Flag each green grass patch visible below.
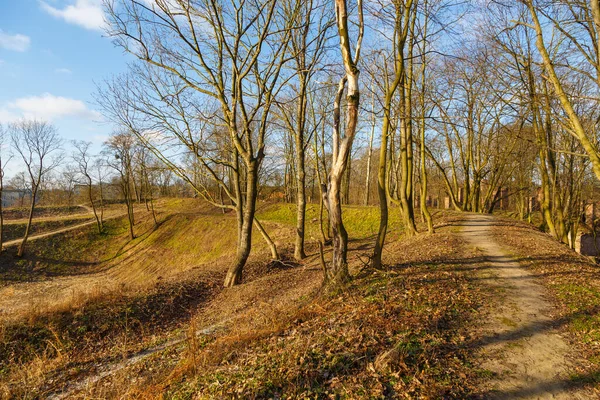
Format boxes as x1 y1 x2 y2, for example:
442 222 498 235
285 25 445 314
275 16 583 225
257 203 404 240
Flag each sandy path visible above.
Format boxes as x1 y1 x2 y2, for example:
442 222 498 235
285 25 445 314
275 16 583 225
3 213 91 225
461 214 590 399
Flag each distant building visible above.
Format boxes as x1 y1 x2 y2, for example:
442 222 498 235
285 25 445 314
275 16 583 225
1 189 31 207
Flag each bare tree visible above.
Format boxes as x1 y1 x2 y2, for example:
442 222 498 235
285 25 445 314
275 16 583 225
136 146 159 226
0 124 11 253
102 0 297 286
93 157 108 226
58 166 78 206
278 0 333 260
371 0 418 269
8 172 30 208
320 0 364 284
104 132 136 240
521 0 600 181
72 140 103 233
10 119 62 257
417 0 434 234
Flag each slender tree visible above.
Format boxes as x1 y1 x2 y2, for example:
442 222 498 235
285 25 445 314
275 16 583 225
522 0 600 181
103 0 297 286
372 0 417 269
320 0 364 284
104 132 136 240
0 124 10 253
72 140 103 233
278 0 333 260
10 119 62 257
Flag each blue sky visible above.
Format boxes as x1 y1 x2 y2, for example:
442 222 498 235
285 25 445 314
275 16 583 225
0 0 130 174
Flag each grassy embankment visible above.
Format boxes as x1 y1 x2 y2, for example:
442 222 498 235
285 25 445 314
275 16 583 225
0 201 493 398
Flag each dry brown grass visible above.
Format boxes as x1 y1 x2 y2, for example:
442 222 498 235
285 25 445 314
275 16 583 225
0 199 302 398
1 203 500 399
65 220 489 399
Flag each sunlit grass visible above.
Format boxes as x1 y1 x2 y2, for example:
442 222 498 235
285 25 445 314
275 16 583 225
256 202 404 240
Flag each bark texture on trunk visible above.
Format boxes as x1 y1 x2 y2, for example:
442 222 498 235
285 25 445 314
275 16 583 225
254 217 280 261
224 216 252 287
323 181 349 284
87 175 103 234
224 160 259 287
295 134 307 260
373 99 393 269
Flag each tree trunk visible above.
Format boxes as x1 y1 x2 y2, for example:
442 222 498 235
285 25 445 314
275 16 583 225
401 11 418 235
325 0 362 285
224 159 259 287
126 196 135 240
295 127 307 260
419 116 434 234
373 96 394 269
313 128 329 244
87 176 103 234
399 100 417 235
364 96 375 206
122 172 135 240
254 217 279 260
323 76 355 285
98 173 105 228
224 215 252 287
323 180 349 283
147 173 158 227
18 183 38 257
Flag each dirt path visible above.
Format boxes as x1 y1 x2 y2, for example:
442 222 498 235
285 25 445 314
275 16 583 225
461 214 590 399
3 213 91 225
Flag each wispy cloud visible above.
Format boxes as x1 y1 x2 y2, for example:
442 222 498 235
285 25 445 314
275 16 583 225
0 109 19 124
55 68 72 74
0 30 31 52
0 93 101 123
92 134 109 143
40 0 106 31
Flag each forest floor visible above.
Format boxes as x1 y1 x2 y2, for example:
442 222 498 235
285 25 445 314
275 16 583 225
1 201 599 398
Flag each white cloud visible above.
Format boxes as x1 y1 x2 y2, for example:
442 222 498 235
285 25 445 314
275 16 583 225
92 133 109 143
55 68 72 74
0 109 19 124
40 0 106 31
0 93 101 123
0 30 31 52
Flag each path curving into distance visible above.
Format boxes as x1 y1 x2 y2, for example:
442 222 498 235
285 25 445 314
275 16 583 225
461 213 591 399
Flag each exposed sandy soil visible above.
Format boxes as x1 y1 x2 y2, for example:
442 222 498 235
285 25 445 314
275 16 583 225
462 213 592 399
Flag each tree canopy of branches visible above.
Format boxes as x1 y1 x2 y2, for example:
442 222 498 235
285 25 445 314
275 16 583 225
9 119 62 257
